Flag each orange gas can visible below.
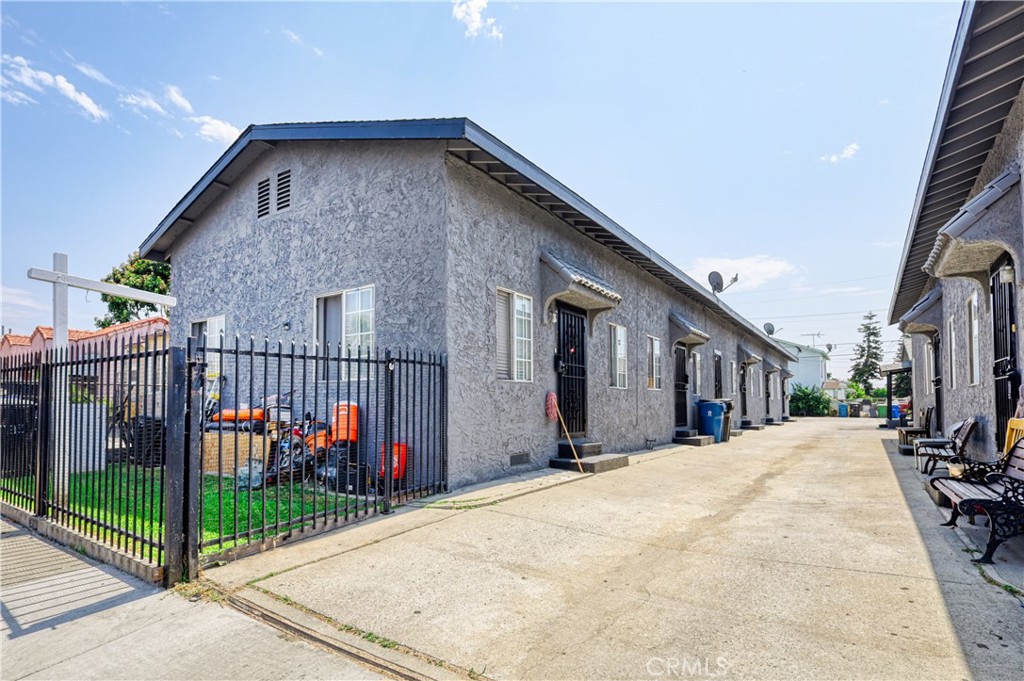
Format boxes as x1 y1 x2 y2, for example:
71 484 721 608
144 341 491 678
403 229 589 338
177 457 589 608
379 443 408 480
331 402 358 443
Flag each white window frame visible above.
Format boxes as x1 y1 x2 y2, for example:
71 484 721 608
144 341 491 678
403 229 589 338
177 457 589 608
692 350 701 395
191 315 225 378
315 282 376 358
647 336 662 390
947 315 957 391
497 288 533 382
609 324 627 389
730 360 738 395
967 294 981 385
924 340 934 394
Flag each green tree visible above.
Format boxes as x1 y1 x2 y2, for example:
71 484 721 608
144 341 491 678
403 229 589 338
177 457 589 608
849 311 884 393
845 380 867 401
95 252 171 328
789 384 831 416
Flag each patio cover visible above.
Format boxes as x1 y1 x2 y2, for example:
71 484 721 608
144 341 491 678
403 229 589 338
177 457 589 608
669 313 710 346
738 345 762 367
540 250 621 329
897 287 943 336
923 166 1022 291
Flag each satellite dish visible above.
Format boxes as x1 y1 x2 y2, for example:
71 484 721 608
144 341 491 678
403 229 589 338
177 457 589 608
826 343 834 352
708 271 725 293
763 322 775 336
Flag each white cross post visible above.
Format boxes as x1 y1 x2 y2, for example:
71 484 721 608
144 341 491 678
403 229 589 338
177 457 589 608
27 252 177 500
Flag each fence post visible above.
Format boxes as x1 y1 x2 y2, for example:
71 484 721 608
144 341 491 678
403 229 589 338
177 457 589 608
382 350 394 514
33 354 51 517
440 356 449 493
164 345 201 584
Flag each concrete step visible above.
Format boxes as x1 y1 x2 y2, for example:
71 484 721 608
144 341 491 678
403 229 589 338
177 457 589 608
741 423 766 431
549 453 628 474
672 435 715 446
729 429 744 437
557 440 602 458
674 428 698 439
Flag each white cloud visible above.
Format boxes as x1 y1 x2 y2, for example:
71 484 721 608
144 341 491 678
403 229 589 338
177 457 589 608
1 285 49 330
819 142 860 164
452 0 503 40
165 84 193 113
53 74 108 121
119 90 167 117
878 97 890 106
689 255 797 293
282 28 324 58
188 115 240 145
1 87 35 105
72 61 114 87
2 55 107 121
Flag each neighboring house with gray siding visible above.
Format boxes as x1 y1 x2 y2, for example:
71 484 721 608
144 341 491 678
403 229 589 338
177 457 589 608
140 118 795 488
890 1 1024 461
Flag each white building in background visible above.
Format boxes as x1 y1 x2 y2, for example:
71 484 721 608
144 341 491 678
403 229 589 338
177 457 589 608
773 339 829 394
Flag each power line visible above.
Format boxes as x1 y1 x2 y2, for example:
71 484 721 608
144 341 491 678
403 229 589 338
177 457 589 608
747 309 885 321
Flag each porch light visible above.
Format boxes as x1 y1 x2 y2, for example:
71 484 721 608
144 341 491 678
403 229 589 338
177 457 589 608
999 264 1015 284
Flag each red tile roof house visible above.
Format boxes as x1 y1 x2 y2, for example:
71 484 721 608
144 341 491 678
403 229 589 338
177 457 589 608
1 317 170 359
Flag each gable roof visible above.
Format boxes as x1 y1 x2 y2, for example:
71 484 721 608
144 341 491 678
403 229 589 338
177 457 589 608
1 334 31 347
773 338 830 359
27 317 169 345
140 118 796 362
889 1 1024 324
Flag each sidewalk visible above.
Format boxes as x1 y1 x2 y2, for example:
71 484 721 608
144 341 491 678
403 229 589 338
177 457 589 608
203 418 1024 680
0 518 382 680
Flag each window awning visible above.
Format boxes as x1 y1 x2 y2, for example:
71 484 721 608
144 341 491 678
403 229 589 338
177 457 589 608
669 313 709 346
764 360 780 374
923 167 1022 288
540 250 621 329
738 345 762 367
898 286 943 336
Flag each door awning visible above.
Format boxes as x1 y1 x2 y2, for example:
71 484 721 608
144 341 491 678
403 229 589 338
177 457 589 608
669 313 710 346
923 167 1022 289
781 368 794 380
540 250 621 330
764 360 780 374
738 345 762 367
898 286 943 336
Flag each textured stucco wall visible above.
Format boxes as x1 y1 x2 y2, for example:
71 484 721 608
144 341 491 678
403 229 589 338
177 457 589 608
442 156 784 487
168 139 449 352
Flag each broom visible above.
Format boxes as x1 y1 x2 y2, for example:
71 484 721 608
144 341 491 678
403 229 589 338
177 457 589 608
547 392 584 474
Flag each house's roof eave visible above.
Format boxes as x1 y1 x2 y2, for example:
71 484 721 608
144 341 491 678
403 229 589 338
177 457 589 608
140 117 796 361
889 0 1024 324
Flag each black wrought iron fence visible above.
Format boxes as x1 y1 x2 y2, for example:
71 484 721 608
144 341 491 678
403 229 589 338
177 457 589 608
0 331 447 584
0 334 171 565
190 336 448 563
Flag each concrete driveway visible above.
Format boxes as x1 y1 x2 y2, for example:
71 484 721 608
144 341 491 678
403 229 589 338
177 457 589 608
207 418 1024 680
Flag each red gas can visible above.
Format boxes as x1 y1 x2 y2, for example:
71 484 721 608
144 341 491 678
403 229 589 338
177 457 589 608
379 443 408 480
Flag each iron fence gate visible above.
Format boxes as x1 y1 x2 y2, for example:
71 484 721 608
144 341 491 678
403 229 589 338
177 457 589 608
0 332 448 584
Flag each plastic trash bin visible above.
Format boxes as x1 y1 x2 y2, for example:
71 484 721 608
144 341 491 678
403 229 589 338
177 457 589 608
839 403 849 418
698 400 726 443
720 399 734 442
891 404 901 419
850 403 861 418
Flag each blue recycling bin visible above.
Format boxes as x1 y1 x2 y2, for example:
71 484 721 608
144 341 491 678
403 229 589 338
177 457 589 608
698 400 726 443
890 404 901 419
839 403 849 418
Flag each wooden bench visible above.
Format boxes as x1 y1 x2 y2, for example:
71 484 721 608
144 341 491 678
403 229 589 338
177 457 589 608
915 417 977 475
930 437 1024 564
897 406 933 455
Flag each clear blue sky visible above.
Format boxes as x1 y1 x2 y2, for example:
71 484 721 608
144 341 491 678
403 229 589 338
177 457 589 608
1 1 963 378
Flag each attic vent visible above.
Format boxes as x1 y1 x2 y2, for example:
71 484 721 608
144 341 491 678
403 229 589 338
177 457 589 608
257 178 270 218
276 170 291 211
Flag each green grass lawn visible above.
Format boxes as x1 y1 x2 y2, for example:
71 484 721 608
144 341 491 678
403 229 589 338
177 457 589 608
2 466 378 561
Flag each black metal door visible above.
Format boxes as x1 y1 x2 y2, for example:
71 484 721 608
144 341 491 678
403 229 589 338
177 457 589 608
556 304 587 437
739 366 748 416
765 373 771 416
932 336 943 432
713 354 723 399
674 345 689 427
992 256 1019 450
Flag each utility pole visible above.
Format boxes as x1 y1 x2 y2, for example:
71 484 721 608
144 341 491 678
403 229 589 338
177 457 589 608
800 332 823 348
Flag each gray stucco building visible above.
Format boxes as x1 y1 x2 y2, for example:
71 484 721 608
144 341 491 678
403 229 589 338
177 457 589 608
141 118 795 488
890 1 1024 462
